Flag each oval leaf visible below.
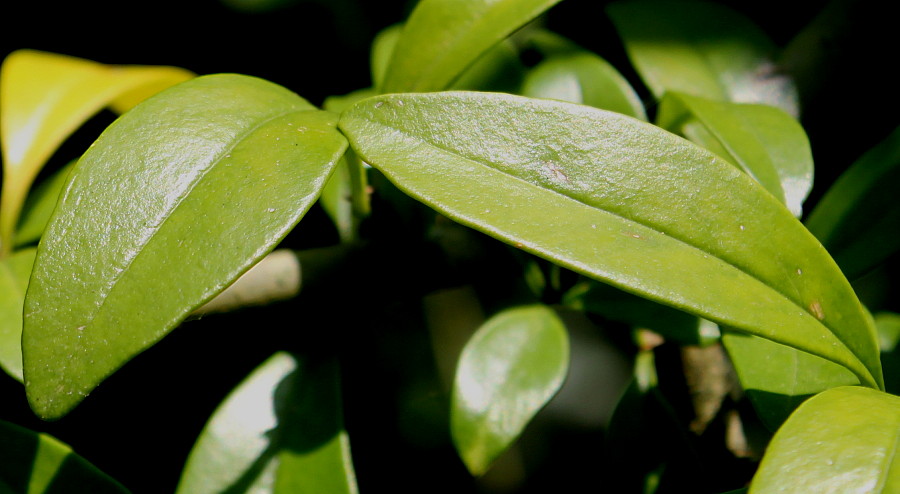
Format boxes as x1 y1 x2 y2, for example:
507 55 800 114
0 49 194 254
380 0 562 92
805 125 900 280
23 74 348 419
451 304 569 475
0 418 129 493
176 353 358 494
750 386 900 493
658 92 813 217
522 52 647 120
0 248 36 381
606 0 798 116
339 91 881 389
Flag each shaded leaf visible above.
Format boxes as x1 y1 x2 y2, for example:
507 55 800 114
370 23 403 90
176 353 357 494
750 386 900 493
805 126 900 280
450 305 569 475
339 91 882 389
0 49 193 254
0 248 36 381
658 92 812 217
15 161 75 248
522 52 647 120
23 74 348 419
380 0 562 92
0 419 129 493
876 312 900 353
606 0 798 115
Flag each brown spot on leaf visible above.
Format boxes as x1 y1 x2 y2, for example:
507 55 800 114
809 300 825 320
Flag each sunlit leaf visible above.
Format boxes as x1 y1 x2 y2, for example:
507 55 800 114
380 0 563 92
450 305 569 475
23 74 348 419
0 248 36 381
658 92 812 217
607 0 798 116
176 352 357 494
750 386 900 493
0 418 129 493
0 49 193 255
339 91 882 389
805 126 900 280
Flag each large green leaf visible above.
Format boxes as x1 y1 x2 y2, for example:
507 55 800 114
338 91 881 389
0 248 36 381
380 0 562 92
750 386 900 493
657 92 812 217
23 74 348 419
0 419 129 493
606 0 798 116
450 304 569 475
521 51 647 120
176 352 357 494
805 126 900 280
0 49 193 256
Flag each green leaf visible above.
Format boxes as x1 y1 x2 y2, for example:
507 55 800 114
15 161 75 248
606 0 798 116
805 126 900 280
380 0 563 92
450 304 569 475
750 386 900 493
339 91 881 389
0 419 129 493
23 74 348 420
522 52 647 120
176 353 357 494
370 23 403 90
657 92 812 217
876 312 900 353
0 248 36 381
0 49 193 256
722 331 858 431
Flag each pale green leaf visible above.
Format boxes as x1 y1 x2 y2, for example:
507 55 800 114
15 161 75 248
380 0 563 92
0 248 36 381
339 91 881 389
23 74 348 419
370 23 403 90
451 305 569 475
0 49 193 255
750 386 900 493
607 0 798 115
0 419 129 493
176 353 357 494
658 92 813 217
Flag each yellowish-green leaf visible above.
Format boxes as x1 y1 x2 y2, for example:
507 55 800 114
0 248 36 381
14 161 75 248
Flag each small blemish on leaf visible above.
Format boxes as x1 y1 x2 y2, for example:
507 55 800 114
809 300 825 320
374 101 384 108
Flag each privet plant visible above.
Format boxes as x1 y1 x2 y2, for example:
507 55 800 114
1 0 898 492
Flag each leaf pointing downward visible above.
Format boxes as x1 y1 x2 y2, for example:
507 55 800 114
23 74 348 419
339 91 882 389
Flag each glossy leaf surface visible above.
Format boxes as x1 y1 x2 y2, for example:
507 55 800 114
0 419 129 493
176 353 357 494
15 161 75 248
23 74 348 419
0 49 193 255
750 386 900 493
339 91 881 388
722 331 858 431
380 0 562 92
450 305 569 475
522 52 646 120
658 92 812 217
805 126 900 280
607 0 798 116
0 248 36 381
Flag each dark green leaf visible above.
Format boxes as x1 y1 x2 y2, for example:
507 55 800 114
805 126 900 280
380 0 563 92
339 91 881 389
23 74 348 419
0 419 129 493
750 386 900 493
0 248 36 381
607 0 798 115
176 353 357 494
450 305 569 475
